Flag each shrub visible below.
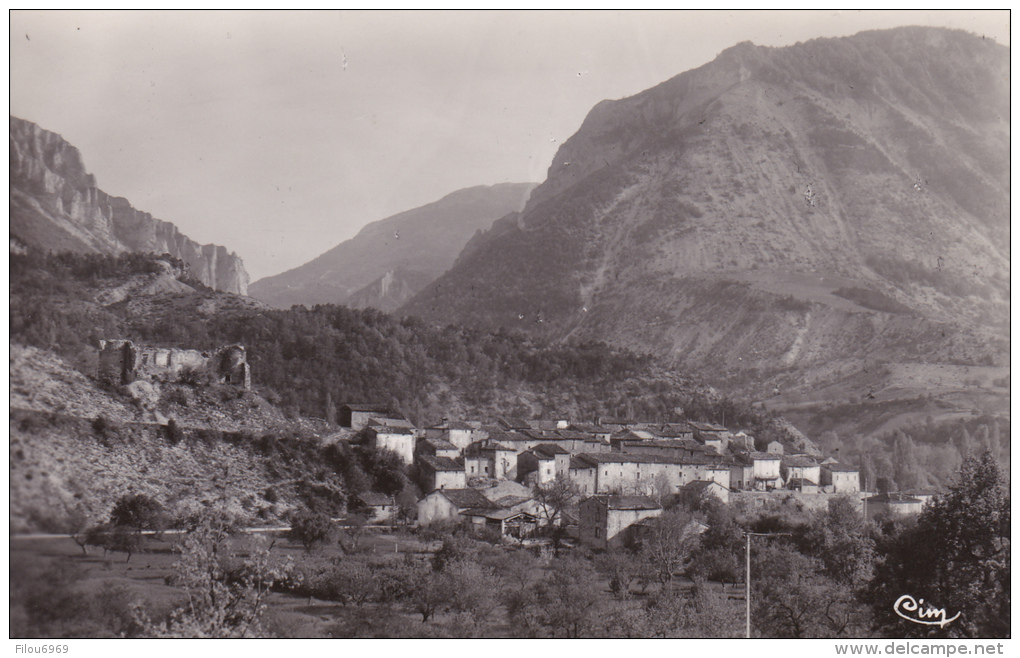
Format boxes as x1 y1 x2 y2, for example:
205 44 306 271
288 509 337 553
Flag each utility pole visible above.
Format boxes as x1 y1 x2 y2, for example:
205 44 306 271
744 531 791 638
745 532 751 638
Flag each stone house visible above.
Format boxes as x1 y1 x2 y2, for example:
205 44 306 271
728 460 754 490
463 440 516 480
650 422 696 441
366 421 416 465
748 452 783 490
681 480 730 506
782 455 821 488
533 444 571 478
417 488 498 526
903 489 937 507
517 448 557 486
767 440 785 455
864 492 923 522
352 492 395 524
567 453 729 496
417 435 460 459
569 423 614 443
821 463 861 493
786 478 819 494
341 404 401 431
417 455 466 492
729 430 755 451
421 420 478 451
621 438 715 461
690 421 731 453
578 495 662 549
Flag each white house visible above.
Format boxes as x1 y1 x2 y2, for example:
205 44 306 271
821 463 860 493
366 421 416 465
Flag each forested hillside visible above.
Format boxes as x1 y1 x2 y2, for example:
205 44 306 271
10 250 796 446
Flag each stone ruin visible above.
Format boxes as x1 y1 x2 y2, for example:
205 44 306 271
98 339 250 389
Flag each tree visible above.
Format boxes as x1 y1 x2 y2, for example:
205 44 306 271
440 561 502 627
86 524 142 562
803 495 874 588
531 475 578 527
141 512 295 637
336 514 368 554
595 550 637 599
288 509 337 553
868 452 1009 638
533 557 607 638
320 560 376 607
640 508 702 586
110 493 168 534
689 500 744 584
395 487 419 526
752 543 870 638
66 506 96 556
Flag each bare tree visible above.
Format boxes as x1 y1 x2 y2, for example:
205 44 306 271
532 475 579 527
641 508 702 586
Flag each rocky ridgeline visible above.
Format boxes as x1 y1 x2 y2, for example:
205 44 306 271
9 115 249 294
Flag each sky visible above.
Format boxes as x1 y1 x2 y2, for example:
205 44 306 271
9 10 1010 282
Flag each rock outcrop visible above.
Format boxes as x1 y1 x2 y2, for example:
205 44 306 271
9 115 250 294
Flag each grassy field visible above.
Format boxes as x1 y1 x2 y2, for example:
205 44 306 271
10 530 747 638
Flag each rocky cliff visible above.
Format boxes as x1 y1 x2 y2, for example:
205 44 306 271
9 116 250 294
249 182 536 309
402 28 1009 394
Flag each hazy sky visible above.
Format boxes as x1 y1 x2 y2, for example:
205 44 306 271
10 10 1010 281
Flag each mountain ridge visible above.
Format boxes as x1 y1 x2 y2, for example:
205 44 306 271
249 182 536 309
9 115 250 295
401 27 1009 396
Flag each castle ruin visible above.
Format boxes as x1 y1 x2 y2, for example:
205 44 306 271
98 340 250 389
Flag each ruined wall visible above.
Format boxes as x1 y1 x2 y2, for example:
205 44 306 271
98 340 250 389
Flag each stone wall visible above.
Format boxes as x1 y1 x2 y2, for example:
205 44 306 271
98 339 250 389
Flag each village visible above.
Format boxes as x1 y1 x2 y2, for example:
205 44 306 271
338 403 935 549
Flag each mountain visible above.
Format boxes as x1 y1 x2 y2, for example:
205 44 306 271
248 182 536 309
401 27 1009 397
9 115 250 294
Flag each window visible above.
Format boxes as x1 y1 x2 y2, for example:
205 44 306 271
595 528 601 538
470 466 474 474
484 466 489 474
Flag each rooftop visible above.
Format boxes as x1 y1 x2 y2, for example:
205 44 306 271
823 462 859 472
436 488 499 509
532 443 570 456
866 492 923 504
584 494 661 511
682 480 726 493
355 492 392 507
782 456 820 468
343 403 394 412
422 437 458 451
418 455 464 472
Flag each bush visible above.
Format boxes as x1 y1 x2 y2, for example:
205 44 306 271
164 419 184 446
110 493 168 533
288 509 337 553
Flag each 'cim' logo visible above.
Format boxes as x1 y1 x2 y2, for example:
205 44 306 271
893 595 961 628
